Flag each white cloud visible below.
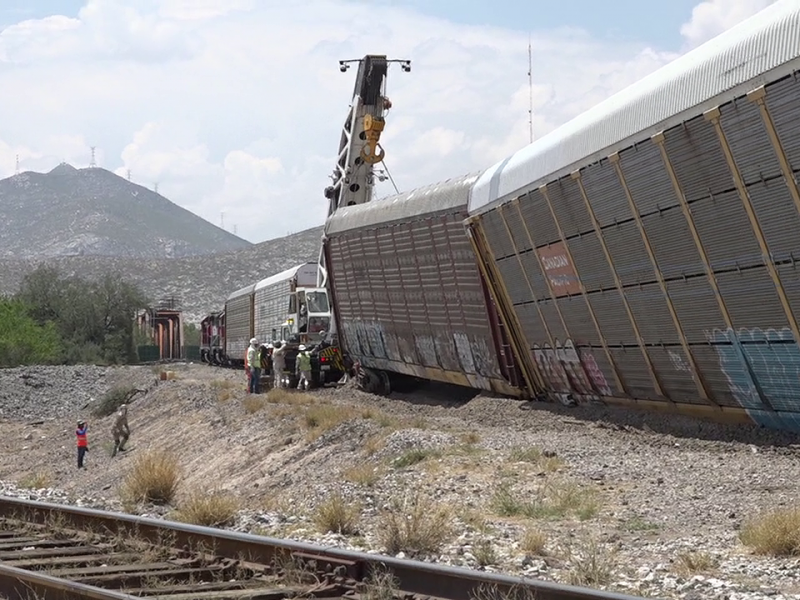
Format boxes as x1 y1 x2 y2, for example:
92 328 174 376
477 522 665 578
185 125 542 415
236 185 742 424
0 0 766 243
679 0 778 48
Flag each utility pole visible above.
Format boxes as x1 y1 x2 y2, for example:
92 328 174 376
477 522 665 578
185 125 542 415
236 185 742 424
528 34 534 144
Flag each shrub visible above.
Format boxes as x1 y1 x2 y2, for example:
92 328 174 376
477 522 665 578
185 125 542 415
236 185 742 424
740 506 800 556
121 450 181 505
93 385 138 417
378 493 451 556
313 491 360 535
173 490 239 527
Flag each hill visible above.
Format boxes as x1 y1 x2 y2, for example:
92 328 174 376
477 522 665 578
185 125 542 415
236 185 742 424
0 226 324 323
0 163 252 259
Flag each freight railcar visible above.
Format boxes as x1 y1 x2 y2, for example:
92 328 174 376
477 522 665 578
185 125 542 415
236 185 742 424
465 0 800 431
224 282 256 365
322 173 526 396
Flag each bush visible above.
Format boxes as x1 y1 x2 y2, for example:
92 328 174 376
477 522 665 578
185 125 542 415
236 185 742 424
740 506 800 556
0 298 62 366
93 385 138 417
313 491 360 535
173 490 239 527
121 450 181 505
378 493 451 556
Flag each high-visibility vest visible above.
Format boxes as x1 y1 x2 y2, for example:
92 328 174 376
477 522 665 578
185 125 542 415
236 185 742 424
76 428 88 447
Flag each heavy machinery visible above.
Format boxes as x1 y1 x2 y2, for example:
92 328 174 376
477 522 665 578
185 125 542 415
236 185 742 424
317 55 411 392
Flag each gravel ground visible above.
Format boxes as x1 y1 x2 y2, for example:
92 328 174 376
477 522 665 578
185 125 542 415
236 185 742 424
1 363 800 600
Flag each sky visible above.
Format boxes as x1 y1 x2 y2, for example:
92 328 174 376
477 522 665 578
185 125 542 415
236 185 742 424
0 0 779 244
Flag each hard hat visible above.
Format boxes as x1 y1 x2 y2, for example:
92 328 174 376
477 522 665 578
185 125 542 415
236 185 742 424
267 343 274 349
298 344 306 351
250 338 258 345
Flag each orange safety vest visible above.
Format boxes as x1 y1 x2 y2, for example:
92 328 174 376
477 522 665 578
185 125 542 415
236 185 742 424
76 428 88 447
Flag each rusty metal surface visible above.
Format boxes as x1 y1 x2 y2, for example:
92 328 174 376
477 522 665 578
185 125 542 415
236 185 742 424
0 496 652 600
471 66 800 432
326 174 517 392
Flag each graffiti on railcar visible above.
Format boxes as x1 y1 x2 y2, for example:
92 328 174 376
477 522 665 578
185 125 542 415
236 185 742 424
536 242 581 297
532 340 613 401
452 333 502 379
415 335 438 367
668 350 694 375
711 327 800 429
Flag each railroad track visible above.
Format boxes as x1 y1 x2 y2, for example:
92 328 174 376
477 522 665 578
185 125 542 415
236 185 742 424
0 496 655 600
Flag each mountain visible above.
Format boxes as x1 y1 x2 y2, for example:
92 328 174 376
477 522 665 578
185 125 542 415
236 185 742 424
0 163 252 259
0 226 324 323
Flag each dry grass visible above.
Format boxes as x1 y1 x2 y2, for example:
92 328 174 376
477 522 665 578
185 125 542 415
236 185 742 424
18 470 52 490
313 491 360 535
509 446 566 472
520 527 548 556
243 394 267 414
391 448 442 469
211 379 235 403
266 389 316 406
675 550 717 575
120 449 181 505
344 463 383 487
359 566 400 600
303 404 357 439
461 431 481 445
562 534 618 586
469 583 539 600
172 489 239 527
740 506 800 556
378 493 452 556
491 479 599 521
473 538 498 566
363 435 387 456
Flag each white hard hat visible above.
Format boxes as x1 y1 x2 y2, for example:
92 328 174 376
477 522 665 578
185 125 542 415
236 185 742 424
267 343 274 349
298 344 306 351
250 338 258 345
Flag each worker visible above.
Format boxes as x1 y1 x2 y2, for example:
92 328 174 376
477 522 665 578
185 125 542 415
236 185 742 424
111 404 130 457
296 344 312 391
247 338 261 394
272 341 288 388
76 420 88 469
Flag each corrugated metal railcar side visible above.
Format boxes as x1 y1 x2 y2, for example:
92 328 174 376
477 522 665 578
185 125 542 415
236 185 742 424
324 174 525 396
467 0 800 432
224 283 256 361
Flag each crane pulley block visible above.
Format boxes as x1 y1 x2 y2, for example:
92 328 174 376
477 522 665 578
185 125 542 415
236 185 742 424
360 114 386 164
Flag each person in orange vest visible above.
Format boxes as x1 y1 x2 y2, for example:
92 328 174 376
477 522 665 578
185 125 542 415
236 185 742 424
76 420 88 469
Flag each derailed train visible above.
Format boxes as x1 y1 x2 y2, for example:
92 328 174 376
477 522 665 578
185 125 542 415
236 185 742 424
206 1 800 433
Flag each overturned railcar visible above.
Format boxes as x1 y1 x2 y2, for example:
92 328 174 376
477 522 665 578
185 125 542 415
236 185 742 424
467 0 800 431
323 173 526 396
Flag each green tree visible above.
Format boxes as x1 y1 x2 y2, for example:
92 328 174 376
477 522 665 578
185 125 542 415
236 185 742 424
0 297 62 366
183 322 200 346
16 266 149 365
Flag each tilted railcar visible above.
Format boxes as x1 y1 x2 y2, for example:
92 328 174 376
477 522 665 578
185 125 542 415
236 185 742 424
466 0 800 432
322 173 525 396
224 282 256 366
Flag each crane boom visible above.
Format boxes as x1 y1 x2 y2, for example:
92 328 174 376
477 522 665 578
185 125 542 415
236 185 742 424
317 54 410 292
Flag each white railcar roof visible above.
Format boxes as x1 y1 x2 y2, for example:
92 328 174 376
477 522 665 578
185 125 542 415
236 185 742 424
325 172 480 235
225 282 256 302
469 0 800 214
253 262 317 292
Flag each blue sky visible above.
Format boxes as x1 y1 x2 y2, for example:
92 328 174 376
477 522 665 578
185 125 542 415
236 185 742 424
2 0 701 49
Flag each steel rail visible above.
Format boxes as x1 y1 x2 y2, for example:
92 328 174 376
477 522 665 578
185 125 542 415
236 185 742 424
0 561 139 599
0 496 657 600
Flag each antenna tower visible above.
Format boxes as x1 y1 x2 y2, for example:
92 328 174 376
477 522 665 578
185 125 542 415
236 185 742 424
14 155 19 175
220 211 225 229
154 182 159 194
89 146 97 168
126 169 131 181
528 35 534 144
233 224 237 235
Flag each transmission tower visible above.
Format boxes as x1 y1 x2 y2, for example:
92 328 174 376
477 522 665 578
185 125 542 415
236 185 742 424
89 146 97 168
126 169 131 181
233 224 238 235
14 155 19 175
154 182 159 194
220 211 225 229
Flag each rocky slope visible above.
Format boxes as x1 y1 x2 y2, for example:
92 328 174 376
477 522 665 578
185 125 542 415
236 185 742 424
1 363 800 600
0 226 324 323
0 164 251 259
